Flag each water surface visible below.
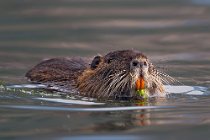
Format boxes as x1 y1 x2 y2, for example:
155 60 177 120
0 0 210 139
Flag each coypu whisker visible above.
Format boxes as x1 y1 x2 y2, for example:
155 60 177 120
106 71 130 98
107 73 124 97
153 73 171 85
150 67 179 86
156 70 182 85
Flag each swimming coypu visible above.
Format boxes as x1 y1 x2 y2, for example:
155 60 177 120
26 50 173 99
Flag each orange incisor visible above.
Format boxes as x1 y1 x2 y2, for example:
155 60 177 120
135 77 147 98
136 78 145 90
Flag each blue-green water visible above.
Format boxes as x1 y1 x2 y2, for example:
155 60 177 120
0 0 210 139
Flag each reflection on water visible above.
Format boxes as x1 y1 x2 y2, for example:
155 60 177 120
1 0 210 139
1 92 210 139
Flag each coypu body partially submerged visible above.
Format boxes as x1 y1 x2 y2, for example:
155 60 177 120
26 50 170 99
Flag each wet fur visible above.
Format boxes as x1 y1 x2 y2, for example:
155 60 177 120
26 57 88 89
26 50 172 99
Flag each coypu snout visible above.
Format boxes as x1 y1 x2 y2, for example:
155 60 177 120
130 57 150 98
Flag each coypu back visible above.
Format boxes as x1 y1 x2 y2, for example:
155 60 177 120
25 57 89 86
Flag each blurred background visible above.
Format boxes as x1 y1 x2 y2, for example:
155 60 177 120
1 1 210 139
0 0 210 85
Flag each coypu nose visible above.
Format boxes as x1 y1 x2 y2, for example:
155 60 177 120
131 60 147 68
132 60 143 68
139 62 144 68
131 60 147 78
140 73 143 77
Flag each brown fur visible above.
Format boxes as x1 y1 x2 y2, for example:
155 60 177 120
26 50 167 99
26 57 88 86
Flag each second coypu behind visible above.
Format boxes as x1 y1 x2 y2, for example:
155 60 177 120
26 50 174 100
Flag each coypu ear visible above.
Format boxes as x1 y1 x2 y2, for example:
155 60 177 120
90 55 102 69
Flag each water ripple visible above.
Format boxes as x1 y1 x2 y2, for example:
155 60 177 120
0 105 174 112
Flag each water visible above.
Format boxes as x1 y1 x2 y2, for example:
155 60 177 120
0 0 210 139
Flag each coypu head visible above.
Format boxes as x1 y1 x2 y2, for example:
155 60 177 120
77 50 166 100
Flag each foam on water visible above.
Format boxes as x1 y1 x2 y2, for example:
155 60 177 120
6 84 47 89
164 85 207 95
35 97 104 105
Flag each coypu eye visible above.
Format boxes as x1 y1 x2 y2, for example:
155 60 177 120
132 61 138 67
143 61 147 66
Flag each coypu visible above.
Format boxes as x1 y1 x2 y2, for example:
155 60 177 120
26 50 173 100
